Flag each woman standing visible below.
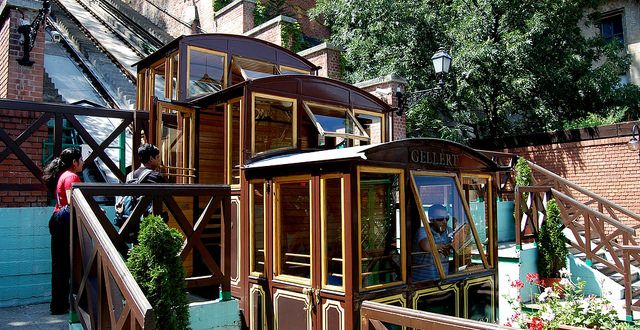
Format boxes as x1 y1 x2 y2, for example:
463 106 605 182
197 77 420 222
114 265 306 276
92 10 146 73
42 147 83 315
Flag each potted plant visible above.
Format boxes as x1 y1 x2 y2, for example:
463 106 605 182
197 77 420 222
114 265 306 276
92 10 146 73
537 199 568 283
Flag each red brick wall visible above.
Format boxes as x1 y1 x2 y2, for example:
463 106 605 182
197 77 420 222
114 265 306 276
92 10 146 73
247 18 282 45
0 7 47 207
299 44 341 79
280 0 330 41
215 0 256 34
503 135 640 226
355 76 407 141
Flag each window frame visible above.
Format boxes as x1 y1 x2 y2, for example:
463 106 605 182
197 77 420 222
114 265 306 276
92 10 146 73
357 166 406 291
273 175 313 285
302 101 370 141
156 101 196 183
408 171 489 280
250 180 266 277
320 174 346 291
225 98 242 188
353 109 385 145
279 65 311 75
186 45 228 98
599 10 625 44
251 92 298 156
461 173 494 268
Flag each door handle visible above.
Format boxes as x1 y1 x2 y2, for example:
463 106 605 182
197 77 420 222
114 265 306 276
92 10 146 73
302 287 313 311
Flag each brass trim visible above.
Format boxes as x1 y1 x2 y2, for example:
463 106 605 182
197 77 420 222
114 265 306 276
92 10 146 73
273 175 313 285
226 98 242 188
249 284 267 330
251 93 298 156
273 289 312 330
186 45 228 98
357 166 406 291
322 299 345 330
320 174 345 291
412 284 460 317
463 276 495 321
462 174 493 267
231 196 241 285
280 65 311 74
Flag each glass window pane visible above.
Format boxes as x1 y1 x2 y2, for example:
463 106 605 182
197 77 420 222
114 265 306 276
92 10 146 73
188 48 225 97
153 63 166 99
411 174 486 282
228 100 241 186
278 180 311 279
303 102 368 142
354 112 383 146
253 96 295 154
360 171 402 288
251 183 265 275
463 176 491 265
170 53 179 99
465 278 495 322
415 288 457 316
232 56 277 81
279 66 310 75
323 177 343 288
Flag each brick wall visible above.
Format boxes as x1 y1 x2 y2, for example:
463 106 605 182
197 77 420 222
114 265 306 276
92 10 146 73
214 0 255 34
494 123 640 228
282 0 330 41
245 15 289 45
298 42 341 79
354 74 408 141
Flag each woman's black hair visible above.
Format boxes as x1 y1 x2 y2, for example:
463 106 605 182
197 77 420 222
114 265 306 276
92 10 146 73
42 147 82 192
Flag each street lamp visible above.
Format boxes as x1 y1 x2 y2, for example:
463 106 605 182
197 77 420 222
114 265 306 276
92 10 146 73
396 47 452 115
628 124 639 153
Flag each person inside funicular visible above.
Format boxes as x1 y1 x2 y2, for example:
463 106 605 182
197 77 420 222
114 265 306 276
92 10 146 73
412 204 455 281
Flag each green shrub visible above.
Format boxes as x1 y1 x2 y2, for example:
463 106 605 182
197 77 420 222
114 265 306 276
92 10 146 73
127 215 190 330
537 199 568 278
213 0 233 12
515 157 533 188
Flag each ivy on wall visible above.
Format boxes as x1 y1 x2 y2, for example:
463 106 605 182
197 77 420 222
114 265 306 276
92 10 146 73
281 21 305 53
213 0 233 13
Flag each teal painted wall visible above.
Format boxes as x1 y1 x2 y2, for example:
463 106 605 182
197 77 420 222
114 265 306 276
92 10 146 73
189 299 241 329
497 201 515 243
0 207 52 307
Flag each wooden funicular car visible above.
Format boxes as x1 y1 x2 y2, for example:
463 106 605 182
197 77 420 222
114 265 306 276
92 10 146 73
134 34 502 329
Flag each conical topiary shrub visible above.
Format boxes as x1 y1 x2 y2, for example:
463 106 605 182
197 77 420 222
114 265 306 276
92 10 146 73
537 199 568 279
127 215 190 330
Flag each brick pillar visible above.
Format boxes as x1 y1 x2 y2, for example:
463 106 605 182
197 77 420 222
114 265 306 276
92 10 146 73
0 1 45 102
354 74 408 141
214 0 256 34
298 42 342 79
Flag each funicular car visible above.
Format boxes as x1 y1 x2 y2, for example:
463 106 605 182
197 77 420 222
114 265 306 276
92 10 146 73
134 34 502 329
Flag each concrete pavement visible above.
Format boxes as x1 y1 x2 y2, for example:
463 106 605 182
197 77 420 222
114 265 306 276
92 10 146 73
0 303 68 329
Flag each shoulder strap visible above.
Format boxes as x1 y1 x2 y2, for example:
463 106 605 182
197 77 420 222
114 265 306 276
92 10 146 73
135 168 154 184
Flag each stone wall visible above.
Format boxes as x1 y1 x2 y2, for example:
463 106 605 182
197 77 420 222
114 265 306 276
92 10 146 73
297 42 341 79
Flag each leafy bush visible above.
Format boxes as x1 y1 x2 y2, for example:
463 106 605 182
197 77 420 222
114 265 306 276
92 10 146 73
213 0 233 12
562 108 627 130
127 215 190 330
537 199 568 279
515 157 533 188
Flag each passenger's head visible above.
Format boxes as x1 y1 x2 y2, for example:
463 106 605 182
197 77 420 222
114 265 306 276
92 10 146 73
138 144 160 168
42 147 83 192
428 204 449 233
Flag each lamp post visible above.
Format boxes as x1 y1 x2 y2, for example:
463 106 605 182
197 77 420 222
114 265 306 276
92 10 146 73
628 124 639 159
396 47 452 115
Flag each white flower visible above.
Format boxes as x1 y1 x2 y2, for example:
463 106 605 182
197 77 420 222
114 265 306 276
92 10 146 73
538 291 548 302
559 268 571 278
541 310 555 321
559 278 571 287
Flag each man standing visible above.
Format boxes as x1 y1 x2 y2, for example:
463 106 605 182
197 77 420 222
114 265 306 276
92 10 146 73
412 204 454 282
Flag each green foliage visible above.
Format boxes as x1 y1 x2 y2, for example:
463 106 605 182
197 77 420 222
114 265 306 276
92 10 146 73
515 157 533 188
254 0 291 26
127 215 190 330
281 21 306 53
312 0 640 141
562 107 627 130
213 0 233 13
537 199 568 279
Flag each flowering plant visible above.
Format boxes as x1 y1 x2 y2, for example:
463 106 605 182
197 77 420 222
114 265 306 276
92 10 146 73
504 269 635 329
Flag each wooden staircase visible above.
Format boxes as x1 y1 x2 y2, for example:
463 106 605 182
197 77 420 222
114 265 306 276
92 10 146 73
514 159 640 319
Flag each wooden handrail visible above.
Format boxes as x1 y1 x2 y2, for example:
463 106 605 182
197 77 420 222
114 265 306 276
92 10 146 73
551 189 636 235
360 301 510 330
72 189 155 329
528 160 640 223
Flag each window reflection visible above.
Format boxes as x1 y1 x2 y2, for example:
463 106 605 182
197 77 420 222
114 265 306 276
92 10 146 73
354 111 383 146
253 95 295 155
170 53 179 100
463 176 491 265
188 47 225 97
360 170 403 289
152 62 166 99
276 180 311 280
410 173 487 282
302 102 369 148
232 56 277 82
323 177 343 289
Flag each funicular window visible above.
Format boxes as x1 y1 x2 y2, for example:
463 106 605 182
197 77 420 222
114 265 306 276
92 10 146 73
158 103 195 183
137 69 147 110
274 177 312 283
279 65 310 75
152 61 166 99
462 175 492 266
409 172 489 282
354 110 384 146
226 99 241 186
252 94 296 155
321 175 344 290
169 52 179 100
358 168 405 290
187 46 226 98
250 182 265 276
232 56 277 83
302 101 369 148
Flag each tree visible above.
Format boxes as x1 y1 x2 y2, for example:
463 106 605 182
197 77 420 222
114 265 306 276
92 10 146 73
312 0 640 140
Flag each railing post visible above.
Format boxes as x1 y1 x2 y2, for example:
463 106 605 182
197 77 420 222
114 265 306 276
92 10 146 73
623 236 633 321
584 213 592 266
515 186 521 249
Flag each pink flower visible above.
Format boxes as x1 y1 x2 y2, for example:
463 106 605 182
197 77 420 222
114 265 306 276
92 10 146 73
528 317 545 330
511 279 525 289
526 272 540 284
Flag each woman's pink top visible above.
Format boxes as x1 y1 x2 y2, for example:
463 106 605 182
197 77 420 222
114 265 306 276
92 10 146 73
54 170 81 212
